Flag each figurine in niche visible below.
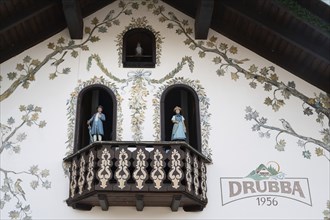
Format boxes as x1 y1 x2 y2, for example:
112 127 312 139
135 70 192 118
87 105 106 142
171 106 186 141
135 42 143 56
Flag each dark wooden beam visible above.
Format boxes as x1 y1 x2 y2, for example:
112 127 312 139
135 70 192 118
71 203 93 210
62 0 83 39
135 195 144 211
98 194 109 211
170 195 181 211
0 1 57 33
195 0 214 39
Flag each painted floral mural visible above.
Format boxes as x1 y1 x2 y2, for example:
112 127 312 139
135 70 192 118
0 105 50 219
0 0 328 218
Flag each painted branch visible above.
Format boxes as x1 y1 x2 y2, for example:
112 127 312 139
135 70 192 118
0 121 26 154
163 11 330 124
256 120 330 152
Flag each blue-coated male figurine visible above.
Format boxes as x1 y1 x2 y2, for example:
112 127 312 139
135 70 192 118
87 105 106 142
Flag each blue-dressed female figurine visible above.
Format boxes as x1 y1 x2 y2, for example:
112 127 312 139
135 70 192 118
87 105 106 142
171 106 186 141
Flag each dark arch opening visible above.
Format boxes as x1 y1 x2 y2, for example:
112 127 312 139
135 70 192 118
161 85 202 152
74 85 117 151
122 28 156 68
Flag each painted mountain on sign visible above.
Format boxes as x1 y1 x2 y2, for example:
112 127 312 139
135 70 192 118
246 164 279 180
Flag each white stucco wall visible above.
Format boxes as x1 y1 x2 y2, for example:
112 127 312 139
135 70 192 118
1 1 329 219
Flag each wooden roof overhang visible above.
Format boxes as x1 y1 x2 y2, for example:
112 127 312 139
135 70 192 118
1 0 329 92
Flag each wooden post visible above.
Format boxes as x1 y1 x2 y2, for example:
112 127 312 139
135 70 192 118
98 194 109 211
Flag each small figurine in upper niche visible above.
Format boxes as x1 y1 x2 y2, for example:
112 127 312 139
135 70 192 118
87 105 106 142
171 106 186 141
136 42 143 56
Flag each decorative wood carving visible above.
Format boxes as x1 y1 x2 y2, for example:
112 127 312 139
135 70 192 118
193 155 200 196
86 150 95 191
132 147 149 190
78 155 86 195
65 142 210 211
168 147 183 190
185 150 193 193
97 146 113 189
150 147 166 190
70 160 77 198
114 148 131 190
201 161 207 201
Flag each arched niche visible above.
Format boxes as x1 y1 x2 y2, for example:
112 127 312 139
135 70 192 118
122 28 156 68
160 85 202 152
74 85 117 151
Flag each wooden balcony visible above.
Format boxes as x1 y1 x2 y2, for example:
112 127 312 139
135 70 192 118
63 141 211 212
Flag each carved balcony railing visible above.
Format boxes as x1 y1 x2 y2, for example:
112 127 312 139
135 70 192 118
63 141 211 212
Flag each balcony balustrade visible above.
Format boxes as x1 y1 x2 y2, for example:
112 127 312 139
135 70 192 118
64 141 211 212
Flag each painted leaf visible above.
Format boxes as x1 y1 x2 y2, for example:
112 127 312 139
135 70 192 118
229 46 238 54
9 210 20 219
189 44 196 50
39 120 47 128
132 2 139 9
302 150 311 159
213 56 221 64
249 64 258 73
68 40 75 46
303 107 313 116
31 59 41 66
7 72 17 80
49 73 57 80
90 36 100 43
275 139 286 151
315 147 324 156
22 81 30 89
186 28 193 34
259 67 269 76
40 169 50 178
85 27 91 34
216 69 225 76
71 50 78 58
182 19 189 26
47 42 55 49
91 17 99 25
57 37 65 44
159 17 166 23
209 36 217 43
219 43 228 51
264 83 272 91
23 56 32 63
119 1 125 8
16 63 24 71
249 81 257 89
176 29 183 35
198 51 206 58
30 180 39 190
29 165 39 175
81 45 89 51
42 180 51 189
124 9 132 15
231 72 239 81
167 23 174 29
184 38 192 45
206 41 215 47
270 73 279 82
276 99 285 107
264 97 273 106
287 81 296 88
113 19 120 25
281 89 291 99
62 67 71 74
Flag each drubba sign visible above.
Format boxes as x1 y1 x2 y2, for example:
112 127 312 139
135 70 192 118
220 162 312 206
